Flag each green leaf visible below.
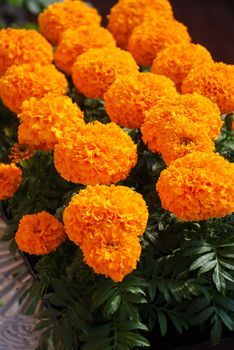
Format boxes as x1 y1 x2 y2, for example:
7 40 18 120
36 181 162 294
198 260 217 275
34 319 53 331
118 332 150 348
216 308 234 331
189 253 215 271
82 339 112 350
157 310 167 336
104 294 121 318
213 265 226 292
192 307 214 324
211 314 222 345
117 321 148 332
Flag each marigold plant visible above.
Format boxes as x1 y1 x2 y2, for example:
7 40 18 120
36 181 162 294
127 17 191 67
0 64 68 113
151 43 213 90
104 72 177 129
38 0 101 45
63 185 149 247
108 0 173 49
54 26 116 75
72 47 139 98
181 62 234 114
0 28 53 76
142 93 222 155
54 121 137 185
0 163 22 200
18 95 84 151
15 211 66 255
157 152 234 221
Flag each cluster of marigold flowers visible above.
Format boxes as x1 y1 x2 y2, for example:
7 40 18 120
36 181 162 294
0 0 234 282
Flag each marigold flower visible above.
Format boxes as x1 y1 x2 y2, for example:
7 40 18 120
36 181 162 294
54 121 137 185
0 163 22 200
151 120 214 165
9 143 34 164
181 62 234 114
151 43 213 91
127 18 191 67
156 152 234 221
38 0 101 45
63 185 149 247
108 0 173 49
82 232 142 282
18 95 84 151
104 72 177 129
141 93 222 154
54 26 116 75
72 47 138 98
15 211 66 255
0 64 68 113
0 28 53 76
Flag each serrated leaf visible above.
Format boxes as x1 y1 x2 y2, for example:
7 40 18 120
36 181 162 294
211 315 222 345
216 308 234 331
213 265 226 292
189 253 215 271
104 294 121 318
117 321 148 332
157 310 167 336
118 332 150 348
198 260 217 275
192 307 214 324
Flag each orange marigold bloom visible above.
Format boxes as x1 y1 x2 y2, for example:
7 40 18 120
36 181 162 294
9 143 34 164
54 26 116 75
156 152 234 221
108 0 173 49
0 163 22 200
151 43 213 91
141 93 222 154
0 63 68 113
63 185 149 247
72 47 138 98
18 95 84 151
82 232 142 282
104 72 177 129
151 119 214 165
38 0 101 45
15 211 66 255
0 28 53 76
54 121 137 185
181 62 234 114
127 18 191 67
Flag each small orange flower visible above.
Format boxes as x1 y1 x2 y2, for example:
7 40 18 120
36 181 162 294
104 72 177 129
82 232 142 282
151 43 213 91
63 185 149 247
0 163 22 200
156 152 234 221
54 121 137 185
9 143 34 164
38 0 101 45
72 47 138 98
54 26 116 75
108 0 173 49
127 17 191 67
0 28 53 76
182 62 234 114
18 95 84 151
15 212 66 255
0 64 68 113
